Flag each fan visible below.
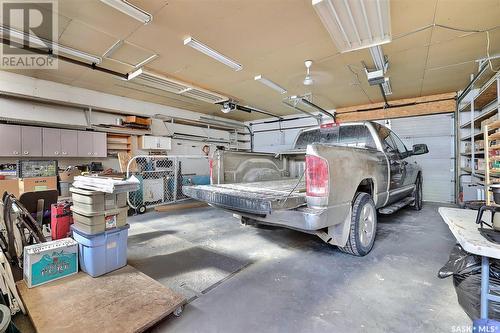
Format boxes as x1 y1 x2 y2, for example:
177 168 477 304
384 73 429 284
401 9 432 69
303 60 314 86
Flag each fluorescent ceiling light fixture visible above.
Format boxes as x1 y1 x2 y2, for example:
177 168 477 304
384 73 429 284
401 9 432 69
127 69 229 104
283 95 335 120
126 67 143 80
100 0 152 24
254 75 287 94
312 0 391 53
184 37 243 71
0 26 101 64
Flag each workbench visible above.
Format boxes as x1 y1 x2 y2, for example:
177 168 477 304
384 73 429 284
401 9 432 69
439 207 500 320
17 265 186 333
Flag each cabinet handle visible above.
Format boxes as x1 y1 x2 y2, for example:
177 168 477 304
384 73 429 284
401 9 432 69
62 152 67 155
88 152 92 155
55 151 59 155
23 151 29 155
13 151 19 155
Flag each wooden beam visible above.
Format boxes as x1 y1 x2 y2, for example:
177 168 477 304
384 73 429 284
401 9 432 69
336 92 457 122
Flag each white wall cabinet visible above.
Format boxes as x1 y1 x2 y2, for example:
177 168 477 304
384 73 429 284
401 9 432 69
43 128 80 157
0 124 107 157
42 128 62 157
0 125 42 157
77 131 107 157
60 129 78 157
21 126 42 157
92 132 107 157
0 124 21 156
140 136 171 150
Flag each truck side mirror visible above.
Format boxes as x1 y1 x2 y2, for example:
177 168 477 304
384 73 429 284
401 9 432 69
412 144 429 156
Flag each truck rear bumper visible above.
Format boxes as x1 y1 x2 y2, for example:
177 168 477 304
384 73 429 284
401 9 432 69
184 183 350 231
213 201 351 232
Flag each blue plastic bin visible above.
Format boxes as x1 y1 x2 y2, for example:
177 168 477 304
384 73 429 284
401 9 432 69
71 224 129 277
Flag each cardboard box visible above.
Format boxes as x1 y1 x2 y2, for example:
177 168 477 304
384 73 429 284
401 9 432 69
0 178 20 197
19 176 57 194
23 238 78 288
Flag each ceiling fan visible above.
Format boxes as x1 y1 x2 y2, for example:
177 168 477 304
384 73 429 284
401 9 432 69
303 60 314 86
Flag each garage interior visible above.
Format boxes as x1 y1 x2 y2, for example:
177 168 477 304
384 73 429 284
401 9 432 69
0 0 499 332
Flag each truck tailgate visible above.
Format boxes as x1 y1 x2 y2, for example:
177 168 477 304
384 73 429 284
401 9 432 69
183 179 306 215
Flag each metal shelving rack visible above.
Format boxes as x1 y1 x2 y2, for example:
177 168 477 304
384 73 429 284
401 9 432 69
457 68 500 201
484 121 500 205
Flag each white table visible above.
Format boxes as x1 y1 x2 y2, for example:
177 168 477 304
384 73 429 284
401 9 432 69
439 207 500 319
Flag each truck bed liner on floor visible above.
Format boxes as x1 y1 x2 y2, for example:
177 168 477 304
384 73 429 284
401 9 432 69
183 179 306 216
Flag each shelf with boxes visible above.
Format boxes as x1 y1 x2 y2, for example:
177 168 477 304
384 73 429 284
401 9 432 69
460 101 499 130
458 70 500 202
484 120 500 205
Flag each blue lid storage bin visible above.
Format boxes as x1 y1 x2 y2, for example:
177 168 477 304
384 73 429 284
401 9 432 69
71 224 129 277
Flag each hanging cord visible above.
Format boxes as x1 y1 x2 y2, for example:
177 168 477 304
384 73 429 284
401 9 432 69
485 30 499 73
279 169 306 207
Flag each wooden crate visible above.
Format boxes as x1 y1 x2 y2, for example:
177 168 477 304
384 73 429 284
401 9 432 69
125 116 151 126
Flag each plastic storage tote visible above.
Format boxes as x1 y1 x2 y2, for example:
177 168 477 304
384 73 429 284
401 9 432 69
71 206 127 235
71 224 129 277
70 187 127 214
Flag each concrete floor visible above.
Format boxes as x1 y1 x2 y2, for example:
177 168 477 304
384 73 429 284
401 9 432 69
126 202 470 333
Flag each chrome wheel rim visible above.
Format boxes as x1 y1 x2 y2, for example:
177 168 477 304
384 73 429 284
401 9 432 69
359 204 375 247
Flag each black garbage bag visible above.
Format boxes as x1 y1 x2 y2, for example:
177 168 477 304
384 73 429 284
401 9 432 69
438 244 500 320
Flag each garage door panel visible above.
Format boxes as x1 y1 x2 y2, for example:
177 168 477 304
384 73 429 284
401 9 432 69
424 180 453 202
391 113 454 203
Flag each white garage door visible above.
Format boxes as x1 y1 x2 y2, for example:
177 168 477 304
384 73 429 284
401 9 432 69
389 114 455 203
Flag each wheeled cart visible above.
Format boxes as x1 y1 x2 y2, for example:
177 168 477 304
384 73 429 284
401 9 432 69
127 155 210 214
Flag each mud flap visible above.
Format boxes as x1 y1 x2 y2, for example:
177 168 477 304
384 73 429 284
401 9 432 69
316 206 352 246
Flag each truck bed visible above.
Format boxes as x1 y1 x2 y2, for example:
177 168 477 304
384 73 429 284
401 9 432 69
183 178 306 216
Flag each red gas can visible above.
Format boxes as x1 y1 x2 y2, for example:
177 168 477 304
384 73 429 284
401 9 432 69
51 202 73 240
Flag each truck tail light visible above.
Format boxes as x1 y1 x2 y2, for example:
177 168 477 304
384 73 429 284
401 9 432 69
209 159 213 182
306 155 329 197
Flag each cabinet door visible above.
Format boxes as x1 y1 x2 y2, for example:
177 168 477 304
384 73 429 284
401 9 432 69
21 126 42 156
93 132 107 157
61 130 78 157
140 136 154 149
0 124 21 156
42 128 61 157
77 131 94 157
158 137 171 150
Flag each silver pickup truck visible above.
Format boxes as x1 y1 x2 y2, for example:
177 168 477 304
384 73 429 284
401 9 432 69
184 121 429 256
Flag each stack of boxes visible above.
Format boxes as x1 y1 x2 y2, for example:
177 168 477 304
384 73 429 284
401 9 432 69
70 187 130 277
481 113 499 131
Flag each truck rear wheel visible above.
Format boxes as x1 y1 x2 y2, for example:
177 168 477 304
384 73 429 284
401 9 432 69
339 192 377 256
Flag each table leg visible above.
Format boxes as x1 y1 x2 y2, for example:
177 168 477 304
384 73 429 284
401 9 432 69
481 256 490 319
